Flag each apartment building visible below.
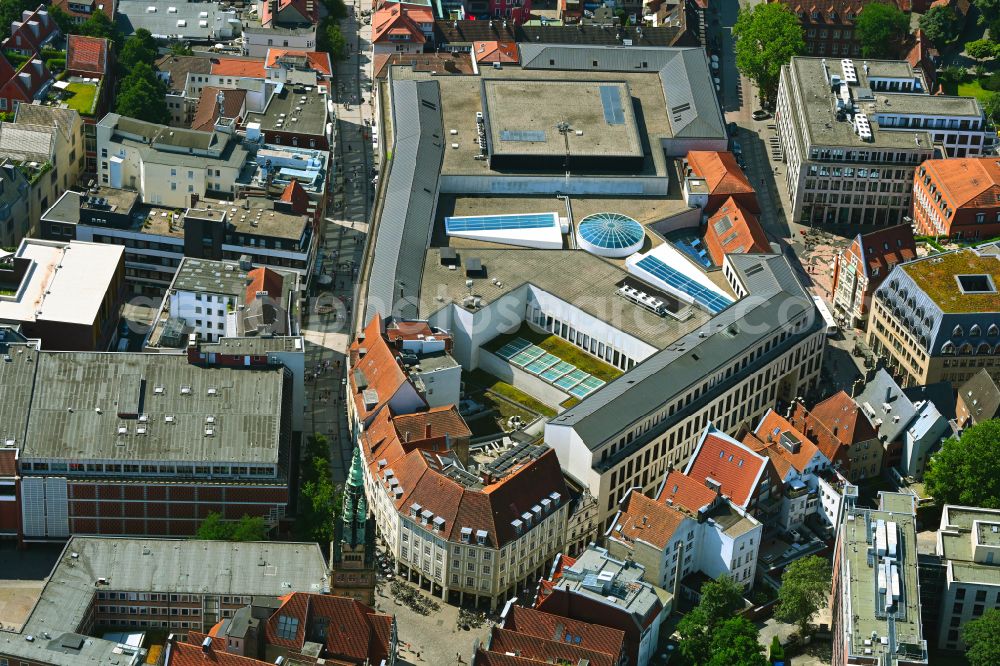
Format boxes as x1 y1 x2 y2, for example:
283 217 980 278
832 224 916 328
918 505 1000 653
0 237 124 350
243 25 317 58
792 391 883 481
855 369 949 478
0 536 328 666
65 34 113 177
955 368 1000 427
867 244 1000 388
536 547 670 666
913 157 1000 241
2 344 295 540
0 158 31 247
608 477 762 599
546 253 825 530
776 56 995 226
831 492 927 666
41 184 318 293
97 113 251 207
359 402 569 609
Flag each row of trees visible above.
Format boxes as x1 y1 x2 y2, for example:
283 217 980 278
295 433 340 544
195 512 269 541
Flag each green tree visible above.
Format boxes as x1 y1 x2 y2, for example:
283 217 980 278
77 9 117 42
769 636 785 661
295 434 341 544
706 617 767 666
963 608 1000 666
318 18 348 62
966 38 999 60
855 3 910 58
920 5 962 47
0 0 35 37
196 512 270 541
925 420 1000 508
120 29 159 72
733 3 806 107
48 4 74 34
983 92 1000 122
677 576 746 665
169 42 194 56
774 555 831 635
975 0 1000 23
115 62 170 124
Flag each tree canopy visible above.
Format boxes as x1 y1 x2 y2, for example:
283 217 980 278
706 617 768 666
120 29 159 73
677 576 747 665
920 5 962 47
855 3 911 58
318 18 349 62
295 434 341 545
924 420 1000 508
0 0 35 37
115 62 170 124
733 3 805 107
963 608 1000 666
195 512 269 541
76 9 118 42
774 555 831 635
169 42 195 56
966 38 999 60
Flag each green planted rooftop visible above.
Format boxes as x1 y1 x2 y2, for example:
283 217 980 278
902 248 1000 313
63 81 98 116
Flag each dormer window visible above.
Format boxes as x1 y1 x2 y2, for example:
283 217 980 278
971 324 982 337
954 325 964 337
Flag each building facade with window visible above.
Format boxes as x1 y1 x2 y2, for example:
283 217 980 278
773 0 900 57
866 244 1000 389
831 224 917 328
776 57 995 226
913 157 1000 241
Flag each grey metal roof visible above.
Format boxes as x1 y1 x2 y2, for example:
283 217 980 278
0 122 55 163
549 253 817 450
365 78 443 322
0 343 37 453
40 189 81 224
21 351 285 463
0 537 327 666
855 369 917 443
958 368 1000 422
516 45 725 141
117 0 231 39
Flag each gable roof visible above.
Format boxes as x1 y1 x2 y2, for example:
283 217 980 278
265 48 333 76
391 404 471 442
808 390 878 444
958 368 1000 423
190 86 247 132
683 426 770 508
278 179 311 214
373 5 430 44
13 104 78 142
849 223 917 280
51 0 116 19
0 56 51 101
3 5 59 54
262 593 393 663
473 40 519 63
66 35 108 77
502 605 626 660
704 196 770 265
262 0 320 27
210 57 266 78
788 401 848 465
488 627 616 666
168 636 269 666
746 409 826 480
920 157 1000 210
349 314 421 422
686 151 755 199
611 490 689 550
654 469 718 513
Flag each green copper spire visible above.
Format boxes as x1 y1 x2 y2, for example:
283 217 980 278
347 445 365 489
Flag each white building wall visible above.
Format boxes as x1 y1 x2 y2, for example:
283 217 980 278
170 290 236 342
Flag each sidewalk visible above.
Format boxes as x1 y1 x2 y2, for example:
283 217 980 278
300 0 376 483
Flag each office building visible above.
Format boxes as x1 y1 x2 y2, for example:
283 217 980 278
0 536 328 666
1 344 295 540
867 244 1000 388
832 224 916 328
0 238 124 350
831 492 927 665
913 157 1000 241
776 56 996 226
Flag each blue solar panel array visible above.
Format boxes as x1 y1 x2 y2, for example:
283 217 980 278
635 255 733 313
600 86 626 125
579 213 644 250
446 213 557 233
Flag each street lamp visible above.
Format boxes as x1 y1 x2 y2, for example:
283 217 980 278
556 121 572 180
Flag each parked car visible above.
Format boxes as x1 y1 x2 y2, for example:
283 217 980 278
752 109 771 121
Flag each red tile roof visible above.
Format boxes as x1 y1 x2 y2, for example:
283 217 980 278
262 593 393 664
168 636 269 666
488 627 616 666
278 180 310 214
372 5 429 44
906 29 938 84
654 469 718 513
808 391 878 445
473 40 519 63
788 401 848 466
2 5 59 54
210 58 266 78
686 151 754 194
391 405 471 443
703 196 771 265
847 223 917 280
66 35 107 77
262 0 320 27
745 409 825 480
372 52 476 79
503 605 626 661
611 490 688 550
265 49 333 76
190 87 247 132
2 56 51 100
920 158 1000 210
245 266 284 305
50 0 114 20
349 314 422 423
683 428 770 509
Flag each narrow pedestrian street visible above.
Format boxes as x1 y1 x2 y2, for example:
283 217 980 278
301 0 375 483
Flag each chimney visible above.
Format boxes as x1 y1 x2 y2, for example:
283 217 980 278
201 637 213 654
425 423 432 439
885 386 893 402
404 431 410 443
